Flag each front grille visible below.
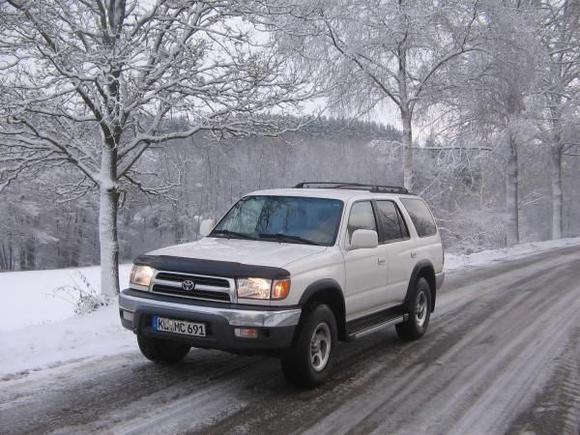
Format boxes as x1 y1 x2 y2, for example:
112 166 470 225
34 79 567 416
152 284 230 301
155 272 229 288
151 271 233 303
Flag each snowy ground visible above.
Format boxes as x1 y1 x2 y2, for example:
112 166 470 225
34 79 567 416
0 264 131 331
0 264 132 378
444 236 580 271
0 237 579 379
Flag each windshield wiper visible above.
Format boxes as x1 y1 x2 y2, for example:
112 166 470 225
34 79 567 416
210 229 257 240
258 233 322 246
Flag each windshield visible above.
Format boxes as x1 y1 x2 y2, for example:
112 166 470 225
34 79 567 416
210 196 344 246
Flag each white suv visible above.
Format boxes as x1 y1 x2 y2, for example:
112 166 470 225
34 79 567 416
119 182 444 387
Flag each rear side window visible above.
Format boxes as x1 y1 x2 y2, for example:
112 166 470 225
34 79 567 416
400 198 437 237
347 201 377 242
375 201 409 243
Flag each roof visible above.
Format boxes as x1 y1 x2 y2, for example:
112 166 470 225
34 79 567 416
246 188 418 202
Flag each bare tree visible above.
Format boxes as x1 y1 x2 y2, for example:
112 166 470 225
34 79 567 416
432 0 543 246
264 0 483 190
534 0 580 239
0 0 312 296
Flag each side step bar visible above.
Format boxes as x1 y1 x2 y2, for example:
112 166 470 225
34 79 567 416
346 306 409 341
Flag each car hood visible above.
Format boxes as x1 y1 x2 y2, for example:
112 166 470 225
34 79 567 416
147 237 327 269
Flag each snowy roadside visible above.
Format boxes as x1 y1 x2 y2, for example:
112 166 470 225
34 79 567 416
0 305 134 379
0 264 132 331
0 264 133 378
1 236 580 379
444 236 580 272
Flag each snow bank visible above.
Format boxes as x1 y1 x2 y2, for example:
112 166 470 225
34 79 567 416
445 236 580 272
0 304 134 378
0 264 131 331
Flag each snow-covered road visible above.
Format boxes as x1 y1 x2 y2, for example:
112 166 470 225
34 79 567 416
1 245 579 434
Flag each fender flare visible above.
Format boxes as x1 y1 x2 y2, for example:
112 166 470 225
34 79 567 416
404 260 436 312
298 278 344 305
298 278 347 340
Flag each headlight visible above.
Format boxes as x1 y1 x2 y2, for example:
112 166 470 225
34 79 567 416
237 278 271 299
236 277 291 300
130 265 155 290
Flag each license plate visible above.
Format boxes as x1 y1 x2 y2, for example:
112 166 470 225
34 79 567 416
152 316 206 337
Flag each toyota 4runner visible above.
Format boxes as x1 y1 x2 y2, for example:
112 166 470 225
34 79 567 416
119 182 444 388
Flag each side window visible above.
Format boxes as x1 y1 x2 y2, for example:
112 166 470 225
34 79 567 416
396 206 410 238
376 201 408 243
400 198 437 237
347 201 377 242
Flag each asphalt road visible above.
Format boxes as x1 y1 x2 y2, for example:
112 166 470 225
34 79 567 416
1 246 579 435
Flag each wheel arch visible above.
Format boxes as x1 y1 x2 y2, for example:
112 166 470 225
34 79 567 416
298 279 347 341
404 260 437 312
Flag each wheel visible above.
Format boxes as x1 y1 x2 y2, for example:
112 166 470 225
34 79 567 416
137 334 190 364
281 304 337 389
396 277 432 341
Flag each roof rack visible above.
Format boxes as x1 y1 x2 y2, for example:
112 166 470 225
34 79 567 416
293 182 410 195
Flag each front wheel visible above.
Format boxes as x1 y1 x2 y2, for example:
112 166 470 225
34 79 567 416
137 334 190 364
281 304 337 389
396 277 432 341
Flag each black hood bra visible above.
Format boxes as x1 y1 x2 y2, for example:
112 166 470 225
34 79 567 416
134 255 290 280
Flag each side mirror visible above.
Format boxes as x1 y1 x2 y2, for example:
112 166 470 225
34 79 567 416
348 229 379 250
199 218 215 237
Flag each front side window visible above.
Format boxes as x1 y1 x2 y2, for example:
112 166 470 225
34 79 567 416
347 201 377 242
376 200 409 242
211 196 343 246
400 198 437 237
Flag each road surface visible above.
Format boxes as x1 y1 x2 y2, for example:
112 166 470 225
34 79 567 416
1 246 579 434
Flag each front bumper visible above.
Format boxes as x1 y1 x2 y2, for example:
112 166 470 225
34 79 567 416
119 288 301 353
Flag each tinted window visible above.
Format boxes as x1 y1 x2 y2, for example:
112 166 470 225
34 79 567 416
347 201 377 241
400 198 437 237
212 196 343 246
376 201 408 242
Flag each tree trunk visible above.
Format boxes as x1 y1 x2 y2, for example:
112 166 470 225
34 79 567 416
397 41 414 192
99 186 120 297
551 145 563 239
505 133 519 246
401 110 414 191
99 145 120 298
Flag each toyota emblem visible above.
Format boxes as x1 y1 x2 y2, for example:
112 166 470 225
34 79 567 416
182 279 195 291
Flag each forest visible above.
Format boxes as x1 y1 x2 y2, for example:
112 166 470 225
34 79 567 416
0 1 578 296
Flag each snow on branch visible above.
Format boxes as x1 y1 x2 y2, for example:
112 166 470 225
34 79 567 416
0 0 314 197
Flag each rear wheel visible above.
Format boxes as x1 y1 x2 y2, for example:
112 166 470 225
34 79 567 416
281 304 337 389
396 277 432 341
137 334 190 364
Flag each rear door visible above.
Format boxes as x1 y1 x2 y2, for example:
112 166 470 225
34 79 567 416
343 200 387 320
374 200 414 306
399 197 443 274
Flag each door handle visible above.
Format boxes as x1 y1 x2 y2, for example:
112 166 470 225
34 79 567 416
410 251 417 259
378 258 386 265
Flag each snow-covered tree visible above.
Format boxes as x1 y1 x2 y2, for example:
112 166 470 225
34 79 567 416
264 0 484 190
534 0 580 239
0 0 312 296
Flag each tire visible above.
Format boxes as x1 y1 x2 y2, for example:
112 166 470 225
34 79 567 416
137 334 191 364
396 277 432 341
281 304 337 389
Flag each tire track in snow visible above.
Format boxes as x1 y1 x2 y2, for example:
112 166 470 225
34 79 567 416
296 259 580 435
202 250 580 435
507 323 580 435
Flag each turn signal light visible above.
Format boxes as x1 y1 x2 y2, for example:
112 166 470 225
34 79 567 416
272 279 291 300
235 328 259 338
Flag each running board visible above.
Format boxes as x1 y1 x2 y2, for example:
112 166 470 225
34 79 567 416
346 308 408 341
